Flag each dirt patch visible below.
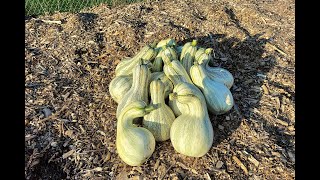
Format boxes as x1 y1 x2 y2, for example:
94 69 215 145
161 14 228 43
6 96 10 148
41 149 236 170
25 0 295 179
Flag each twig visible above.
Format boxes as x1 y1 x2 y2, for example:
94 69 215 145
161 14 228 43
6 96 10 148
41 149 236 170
266 42 287 56
41 19 62 24
160 164 174 180
232 156 248 175
95 53 108 60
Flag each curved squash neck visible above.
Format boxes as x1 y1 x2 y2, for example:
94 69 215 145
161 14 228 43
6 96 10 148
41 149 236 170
175 94 206 118
191 64 207 88
150 81 165 105
118 106 155 131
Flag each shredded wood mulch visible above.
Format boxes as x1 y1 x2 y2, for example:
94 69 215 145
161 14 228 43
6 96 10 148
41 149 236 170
25 0 295 179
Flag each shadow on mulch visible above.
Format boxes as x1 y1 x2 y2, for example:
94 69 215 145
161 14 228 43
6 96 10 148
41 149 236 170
174 6 292 160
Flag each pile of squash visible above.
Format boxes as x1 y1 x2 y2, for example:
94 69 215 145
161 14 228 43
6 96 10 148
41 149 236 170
109 38 234 166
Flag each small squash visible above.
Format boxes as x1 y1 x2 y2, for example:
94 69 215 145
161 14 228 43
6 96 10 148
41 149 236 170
151 53 163 72
156 38 177 48
152 45 177 72
162 56 195 116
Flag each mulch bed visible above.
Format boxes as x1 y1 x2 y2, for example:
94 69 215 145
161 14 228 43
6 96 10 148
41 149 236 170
25 0 295 179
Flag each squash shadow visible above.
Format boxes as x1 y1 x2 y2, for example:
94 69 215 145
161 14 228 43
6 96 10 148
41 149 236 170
175 8 280 151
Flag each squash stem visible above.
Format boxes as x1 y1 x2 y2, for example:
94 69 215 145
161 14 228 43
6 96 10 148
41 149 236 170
145 105 156 113
205 48 213 55
191 40 198 46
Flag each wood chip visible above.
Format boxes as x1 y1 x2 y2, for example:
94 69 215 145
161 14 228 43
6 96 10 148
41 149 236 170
191 169 199 174
248 156 259 167
41 19 62 24
176 162 188 169
93 167 103 171
42 108 52 117
261 85 269 94
271 151 281 158
64 130 75 138
274 119 289 126
220 57 228 61
274 97 281 109
216 161 224 169
257 73 267 79
232 156 248 175
133 166 143 173
266 42 287 56
218 125 225 130
62 149 75 159
131 176 143 180
205 173 212 180
160 164 174 180
253 175 261 180
25 134 36 141
153 159 160 171
103 151 111 162
50 141 58 147
287 126 295 131
116 171 128 180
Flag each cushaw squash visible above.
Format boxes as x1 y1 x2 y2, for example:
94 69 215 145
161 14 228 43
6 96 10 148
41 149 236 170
190 62 234 115
180 40 198 75
143 79 175 141
195 48 234 89
169 82 214 157
116 100 156 166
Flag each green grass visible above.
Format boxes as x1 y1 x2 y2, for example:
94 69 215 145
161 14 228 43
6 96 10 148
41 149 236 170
25 0 143 16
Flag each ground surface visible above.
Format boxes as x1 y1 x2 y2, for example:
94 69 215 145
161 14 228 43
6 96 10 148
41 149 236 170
25 0 295 179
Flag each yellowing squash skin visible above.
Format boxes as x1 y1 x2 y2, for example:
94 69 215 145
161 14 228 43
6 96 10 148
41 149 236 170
116 101 156 166
143 80 175 141
169 82 214 157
